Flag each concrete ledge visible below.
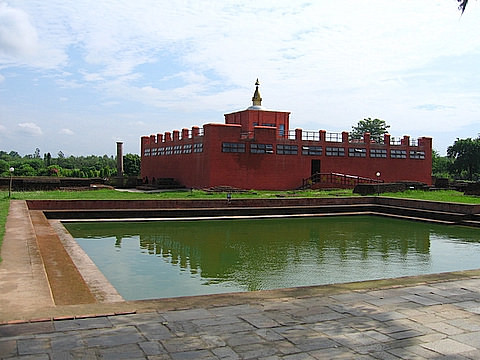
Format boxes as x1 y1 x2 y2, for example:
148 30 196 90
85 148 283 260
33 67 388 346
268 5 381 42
26 197 480 225
29 210 96 305
26 196 480 214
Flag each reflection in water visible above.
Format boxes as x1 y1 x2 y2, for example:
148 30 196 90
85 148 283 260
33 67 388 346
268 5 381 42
65 216 480 300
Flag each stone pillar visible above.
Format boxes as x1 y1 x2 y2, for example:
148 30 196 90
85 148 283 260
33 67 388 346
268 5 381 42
116 141 124 177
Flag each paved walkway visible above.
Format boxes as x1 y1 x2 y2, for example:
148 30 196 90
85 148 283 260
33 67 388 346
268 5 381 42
1 201 480 359
1 276 480 359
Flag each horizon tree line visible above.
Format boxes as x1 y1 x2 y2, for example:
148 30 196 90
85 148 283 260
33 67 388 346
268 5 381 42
0 149 140 178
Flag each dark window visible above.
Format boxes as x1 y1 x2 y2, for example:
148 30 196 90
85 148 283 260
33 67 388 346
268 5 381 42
143 148 150 157
277 144 298 155
222 142 246 153
391 149 407 159
183 144 192 154
173 145 182 154
370 149 387 158
251 143 273 154
348 148 366 157
165 146 173 155
325 147 345 157
194 143 203 153
410 150 425 159
158 147 165 156
302 146 323 156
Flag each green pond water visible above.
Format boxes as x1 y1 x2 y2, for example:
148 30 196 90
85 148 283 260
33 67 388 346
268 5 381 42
64 216 480 301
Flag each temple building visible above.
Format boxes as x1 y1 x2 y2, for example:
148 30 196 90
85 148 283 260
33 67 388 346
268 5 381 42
141 80 432 190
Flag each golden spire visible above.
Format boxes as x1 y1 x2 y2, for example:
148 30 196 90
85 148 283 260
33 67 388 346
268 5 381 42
251 78 262 107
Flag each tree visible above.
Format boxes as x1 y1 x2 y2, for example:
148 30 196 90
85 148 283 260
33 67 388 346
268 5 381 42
432 150 453 178
350 118 390 143
0 159 8 175
447 137 480 180
123 153 141 176
44 152 52 167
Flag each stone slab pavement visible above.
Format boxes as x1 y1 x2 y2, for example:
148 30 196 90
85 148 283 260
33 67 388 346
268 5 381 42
1 276 480 359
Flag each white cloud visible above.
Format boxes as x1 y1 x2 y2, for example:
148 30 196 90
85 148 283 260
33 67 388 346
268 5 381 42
0 2 39 58
59 128 74 135
1 0 480 155
17 122 42 136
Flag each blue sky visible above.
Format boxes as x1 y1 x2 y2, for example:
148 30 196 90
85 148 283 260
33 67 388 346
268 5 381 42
0 1 479 156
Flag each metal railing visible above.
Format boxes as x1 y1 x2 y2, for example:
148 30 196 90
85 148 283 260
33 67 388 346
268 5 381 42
390 137 402 146
325 132 342 142
301 172 383 189
301 131 320 141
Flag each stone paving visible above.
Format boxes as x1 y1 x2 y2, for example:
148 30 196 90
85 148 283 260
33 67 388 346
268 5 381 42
1 276 480 359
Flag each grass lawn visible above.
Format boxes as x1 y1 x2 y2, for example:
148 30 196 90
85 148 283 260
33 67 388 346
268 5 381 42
0 187 478 261
0 197 9 261
0 188 355 200
382 189 480 204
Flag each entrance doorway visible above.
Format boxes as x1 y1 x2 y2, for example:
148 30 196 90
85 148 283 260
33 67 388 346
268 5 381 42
311 159 321 176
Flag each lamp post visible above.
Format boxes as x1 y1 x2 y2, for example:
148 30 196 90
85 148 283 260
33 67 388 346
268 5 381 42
8 167 14 198
375 171 381 196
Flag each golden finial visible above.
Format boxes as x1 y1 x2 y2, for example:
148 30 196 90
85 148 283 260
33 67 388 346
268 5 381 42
252 78 262 107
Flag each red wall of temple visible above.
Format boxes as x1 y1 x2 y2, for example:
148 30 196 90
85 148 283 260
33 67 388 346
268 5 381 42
224 109 290 135
141 123 432 190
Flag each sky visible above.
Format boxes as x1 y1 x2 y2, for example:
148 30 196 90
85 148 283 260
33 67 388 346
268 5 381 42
0 1 479 157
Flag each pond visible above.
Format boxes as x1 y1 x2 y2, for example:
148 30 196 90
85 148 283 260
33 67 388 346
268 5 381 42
64 216 480 300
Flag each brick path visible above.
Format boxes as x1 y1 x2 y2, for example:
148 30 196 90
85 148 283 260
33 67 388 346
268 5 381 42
1 276 480 359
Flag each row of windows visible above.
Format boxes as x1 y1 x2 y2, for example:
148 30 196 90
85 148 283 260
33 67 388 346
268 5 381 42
221 143 425 159
144 143 203 156
251 143 273 154
222 142 246 153
145 143 425 160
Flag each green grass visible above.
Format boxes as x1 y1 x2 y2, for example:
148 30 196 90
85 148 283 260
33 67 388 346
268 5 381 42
0 188 355 200
1 187 478 262
0 197 10 262
382 189 480 204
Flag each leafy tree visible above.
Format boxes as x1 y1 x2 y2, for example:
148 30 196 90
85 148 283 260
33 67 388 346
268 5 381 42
123 153 141 176
350 118 390 143
0 159 8 175
447 137 480 180
44 152 52 167
47 165 61 176
432 150 453 178
17 164 36 176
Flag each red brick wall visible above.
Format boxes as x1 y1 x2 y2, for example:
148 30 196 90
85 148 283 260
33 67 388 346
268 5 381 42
141 113 432 190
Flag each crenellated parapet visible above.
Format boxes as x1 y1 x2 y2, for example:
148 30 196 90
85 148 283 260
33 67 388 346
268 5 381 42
142 123 431 159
